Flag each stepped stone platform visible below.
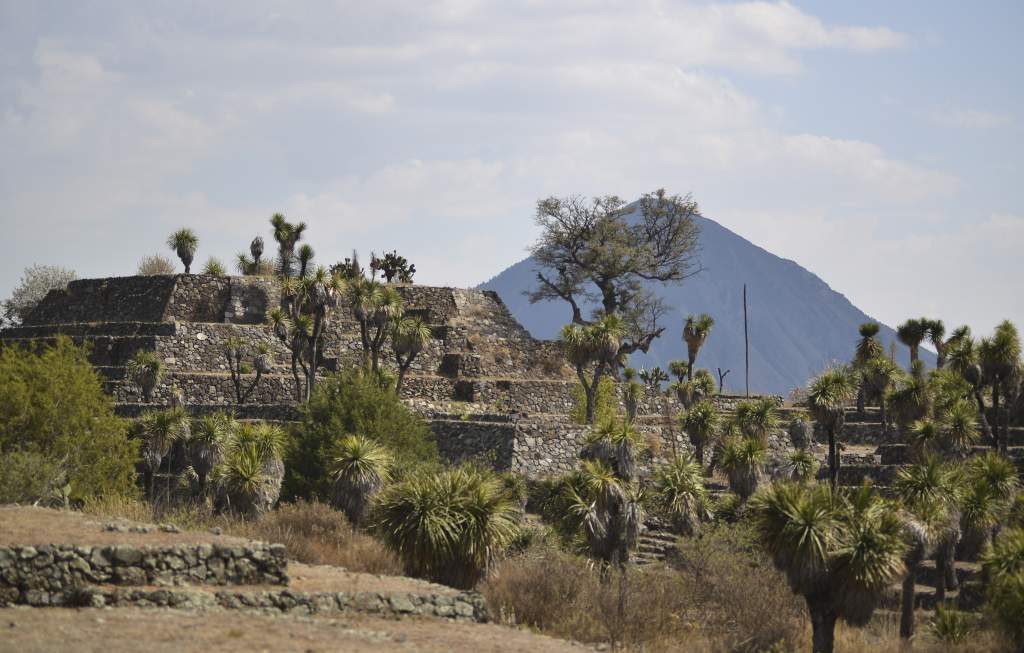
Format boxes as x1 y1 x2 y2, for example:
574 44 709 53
0 273 784 478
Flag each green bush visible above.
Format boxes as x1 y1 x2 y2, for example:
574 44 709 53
283 368 437 501
570 375 618 425
0 337 138 502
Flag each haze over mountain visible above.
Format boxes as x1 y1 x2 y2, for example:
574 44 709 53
479 206 932 396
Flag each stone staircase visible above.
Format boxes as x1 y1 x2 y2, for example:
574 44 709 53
634 526 678 566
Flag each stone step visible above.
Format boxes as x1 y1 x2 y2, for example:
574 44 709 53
837 463 900 487
881 580 985 612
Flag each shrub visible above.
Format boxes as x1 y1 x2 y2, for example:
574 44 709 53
284 368 437 501
373 466 520 589
0 337 138 501
329 434 391 526
650 454 709 535
201 257 227 276
0 450 69 505
928 604 972 644
136 255 176 276
981 527 1024 644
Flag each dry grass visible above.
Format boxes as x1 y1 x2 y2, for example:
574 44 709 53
82 497 402 575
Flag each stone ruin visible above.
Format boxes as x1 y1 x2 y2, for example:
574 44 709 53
0 273 794 478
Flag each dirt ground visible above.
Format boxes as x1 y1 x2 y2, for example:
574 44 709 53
0 607 587 653
0 505 248 547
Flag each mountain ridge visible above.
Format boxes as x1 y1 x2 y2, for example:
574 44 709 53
477 209 932 395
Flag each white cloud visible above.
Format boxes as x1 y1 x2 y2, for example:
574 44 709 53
931 108 1013 129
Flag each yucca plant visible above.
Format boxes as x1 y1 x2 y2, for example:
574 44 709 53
622 376 644 422
981 527 1024 647
897 317 930 363
681 399 719 469
392 316 432 393
216 443 272 517
682 313 714 380
942 398 980 455
373 466 520 589
330 435 391 527
167 228 199 273
134 407 190 501
928 604 972 645
786 449 819 483
720 436 767 500
959 452 1019 559
807 366 856 488
126 350 163 402
270 213 307 278
735 397 779 442
751 482 907 653
565 459 644 567
581 418 644 482
651 454 709 535
189 412 232 497
201 257 226 276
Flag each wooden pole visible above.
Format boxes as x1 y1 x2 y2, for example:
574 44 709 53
743 284 750 397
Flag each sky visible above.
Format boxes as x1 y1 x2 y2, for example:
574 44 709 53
1 1 1021 336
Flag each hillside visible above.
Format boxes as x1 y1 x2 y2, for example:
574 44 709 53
479 207 931 395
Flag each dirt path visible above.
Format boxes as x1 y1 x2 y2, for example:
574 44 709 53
0 607 587 653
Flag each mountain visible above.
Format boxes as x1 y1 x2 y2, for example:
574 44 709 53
478 207 931 396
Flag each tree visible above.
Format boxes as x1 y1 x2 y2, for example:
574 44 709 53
214 422 286 517
720 436 767 499
136 255 176 276
330 434 391 527
224 338 273 403
981 527 1024 649
126 350 163 402
167 228 199 273
672 368 716 409
0 336 137 502
925 319 948 369
946 330 994 446
189 412 232 498
861 355 900 434
979 320 1021 453
853 322 883 413
621 368 644 422
896 318 930 364
133 407 190 502
269 262 346 401
349 277 404 372
807 366 856 488
681 399 719 469
682 314 714 380
2 264 77 325
270 213 307 278
392 316 432 393
371 250 417 283
560 316 625 424
651 454 709 535
528 189 701 376
751 483 908 653
734 397 779 442
373 466 520 589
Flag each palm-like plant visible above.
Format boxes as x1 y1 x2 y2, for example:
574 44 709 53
681 399 719 469
980 527 1024 647
126 350 163 402
897 318 930 364
622 374 644 422
201 257 226 276
861 355 900 434
735 397 779 442
166 228 199 274
785 449 820 483
979 320 1022 453
853 322 884 412
947 332 995 446
566 459 644 567
217 444 270 517
751 482 908 653
135 407 190 501
925 319 948 369
373 467 520 589
682 313 714 380
392 316 432 393
189 412 232 497
652 454 709 535
560 315 626 424
942 398 980 455
330 434 391 526
807 366 856 488
720 436 767 499
582 418 643 482
956 453 1018 560
270 213 307 278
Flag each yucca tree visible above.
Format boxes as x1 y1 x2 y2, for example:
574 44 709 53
959 452 1020 559
893 456 961 636
189 412 232 497
216 422 286 517
861 355 900 434
942 398 980 455
561 315 625 424
853 323 884 412
672 368 716 409
392 316 432 393
567 459 644 567
785 449 820 483
946 332 995 446
897 318 930 364
751 482 908 653
167 228 199 273
807 366 856 488
330 434 391 527
270 213 307 278
250 236 264 271
720 436 767 499
668 359 690 382
651 454 709 535
735 397 779 442
925 319 948 369
126 350 163 402
979 320 1022 453
681 399 719 469
981 528 1024 649
373 467 520 589
622 370 644 422
682 313 714 380
582 418 643 481
135 407 190 501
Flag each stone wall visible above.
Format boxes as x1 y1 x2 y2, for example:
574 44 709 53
0 541 288 604
25 276 178 325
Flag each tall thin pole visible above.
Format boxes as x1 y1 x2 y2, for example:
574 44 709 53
743 284 750 397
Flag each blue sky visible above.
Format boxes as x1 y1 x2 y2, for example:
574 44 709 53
1 1 1021 336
